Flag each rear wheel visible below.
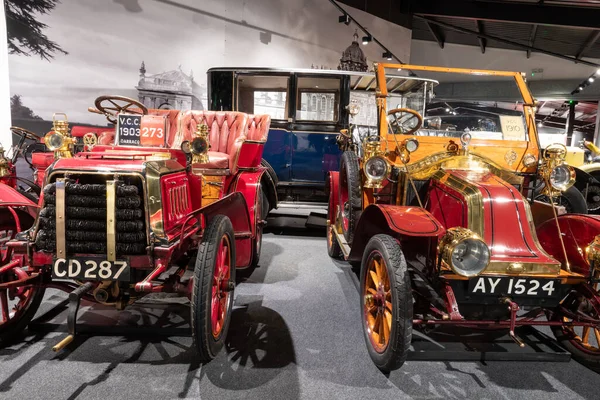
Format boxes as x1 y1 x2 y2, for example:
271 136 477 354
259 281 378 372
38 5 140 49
360 234 412 372
550 284 600 371
326 221 342 259
339 151 362 244
238 189 267 280
191 215 236 362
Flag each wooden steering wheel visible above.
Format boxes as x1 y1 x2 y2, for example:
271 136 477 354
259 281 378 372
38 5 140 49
89 95 148 124
10 126 42 141
387 108 423 136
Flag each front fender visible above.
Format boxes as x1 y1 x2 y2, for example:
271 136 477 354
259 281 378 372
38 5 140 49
577 163 600 175
348 204 445 262
536 214 600 276
0 183 38 218
574 166 600 191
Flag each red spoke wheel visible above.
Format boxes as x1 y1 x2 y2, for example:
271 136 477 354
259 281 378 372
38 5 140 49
0 266 45 346
338 151 362 245
192 215 236 362
550 281 600 371
360 234 412 372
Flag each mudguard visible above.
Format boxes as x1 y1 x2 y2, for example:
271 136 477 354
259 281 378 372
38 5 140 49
202 191 252 268
348 204 446 262
536 214 600 276
0 183 38 217
230 170 265 238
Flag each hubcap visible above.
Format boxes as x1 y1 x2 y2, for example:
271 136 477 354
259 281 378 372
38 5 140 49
211 235 232 338
363 251 392 353
0 267 34 326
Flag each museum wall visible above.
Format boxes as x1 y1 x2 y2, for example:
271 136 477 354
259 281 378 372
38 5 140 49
6 0 411 130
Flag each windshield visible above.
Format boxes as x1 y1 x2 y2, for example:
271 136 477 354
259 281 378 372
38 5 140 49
377 64 536 145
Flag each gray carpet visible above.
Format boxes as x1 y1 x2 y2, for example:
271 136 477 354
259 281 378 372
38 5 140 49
1 232 599 400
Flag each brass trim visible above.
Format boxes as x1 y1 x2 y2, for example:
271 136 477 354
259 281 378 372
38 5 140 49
431 170 485 237
192 168 230 176
106 180 116 261
55 178 66 257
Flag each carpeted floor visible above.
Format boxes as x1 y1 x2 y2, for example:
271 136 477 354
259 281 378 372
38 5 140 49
1 232 599 400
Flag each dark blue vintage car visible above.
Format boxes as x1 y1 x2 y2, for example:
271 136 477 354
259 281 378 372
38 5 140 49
206 68 434 217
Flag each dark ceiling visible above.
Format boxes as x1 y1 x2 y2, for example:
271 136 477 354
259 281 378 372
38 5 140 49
338 0 600 64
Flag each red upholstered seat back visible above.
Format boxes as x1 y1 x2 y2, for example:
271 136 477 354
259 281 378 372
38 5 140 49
176 111 248 155
246 114 271 142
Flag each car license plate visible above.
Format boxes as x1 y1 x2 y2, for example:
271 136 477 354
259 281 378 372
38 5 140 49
52 258 130 281
468 276 558 297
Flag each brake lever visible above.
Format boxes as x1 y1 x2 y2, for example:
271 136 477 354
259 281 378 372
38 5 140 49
88 107 104 115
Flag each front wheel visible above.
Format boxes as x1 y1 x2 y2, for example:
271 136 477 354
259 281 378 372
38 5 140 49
360 234 413 372
191 215 236 362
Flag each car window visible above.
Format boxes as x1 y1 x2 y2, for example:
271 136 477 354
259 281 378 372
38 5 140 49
296 77 340 122
237 75 289 120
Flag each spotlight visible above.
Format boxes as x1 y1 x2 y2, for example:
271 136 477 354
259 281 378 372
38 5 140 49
362 35 372 45
445 108 450 112
338 14 350 25
579 86 584 91
590 77 595 83
382 51 393 61
538 122 543 128
597 68 600 75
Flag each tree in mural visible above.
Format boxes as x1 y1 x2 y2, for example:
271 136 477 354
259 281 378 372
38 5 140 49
10 95 42 120
5 0 67 60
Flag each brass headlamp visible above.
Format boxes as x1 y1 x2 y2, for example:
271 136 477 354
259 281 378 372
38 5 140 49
539 143 575 196
362 137 389 189
0 147 10 178
439 227 490 277
586 234 600 279
44 113 76 159
184 122 210 164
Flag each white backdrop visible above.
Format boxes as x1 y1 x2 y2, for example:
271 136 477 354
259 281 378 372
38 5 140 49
7 0 411 126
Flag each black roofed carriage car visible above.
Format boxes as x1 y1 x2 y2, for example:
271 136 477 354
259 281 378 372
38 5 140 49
328 63 600 372
0 95 271 361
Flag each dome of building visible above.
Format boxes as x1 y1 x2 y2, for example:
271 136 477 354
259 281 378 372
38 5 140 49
338 31 368 72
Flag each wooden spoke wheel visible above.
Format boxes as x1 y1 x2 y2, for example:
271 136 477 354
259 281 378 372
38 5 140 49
360 234 412 372
238 188 267 281
326 220 342 259
550 281 600 371
338 151 361 245
192 215 236 362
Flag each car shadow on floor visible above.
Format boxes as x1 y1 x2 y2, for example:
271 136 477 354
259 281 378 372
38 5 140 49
0 293 298 399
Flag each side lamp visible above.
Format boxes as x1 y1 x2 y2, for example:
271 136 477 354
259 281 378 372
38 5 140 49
44 113 76 159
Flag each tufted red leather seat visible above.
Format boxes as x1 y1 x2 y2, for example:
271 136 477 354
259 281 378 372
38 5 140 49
246 114 271 142
97 109 180 146
175 111 249 174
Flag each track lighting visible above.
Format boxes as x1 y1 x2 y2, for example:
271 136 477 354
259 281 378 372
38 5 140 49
338 14 350 25
362 35 372 45
382 51 393 61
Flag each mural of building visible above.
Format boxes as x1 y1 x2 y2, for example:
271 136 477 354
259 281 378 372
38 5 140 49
136 62 205 110
337 31 368 72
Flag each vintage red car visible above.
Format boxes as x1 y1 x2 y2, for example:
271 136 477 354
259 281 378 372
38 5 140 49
327 63 600 372
0 95 270 361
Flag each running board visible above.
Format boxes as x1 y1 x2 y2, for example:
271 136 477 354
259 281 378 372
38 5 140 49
332 226 351 259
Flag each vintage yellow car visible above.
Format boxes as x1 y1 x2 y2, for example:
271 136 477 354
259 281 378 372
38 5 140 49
328 63 600 372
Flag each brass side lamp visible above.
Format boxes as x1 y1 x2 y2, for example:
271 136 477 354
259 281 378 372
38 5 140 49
44 113 76 159
0 147 10 178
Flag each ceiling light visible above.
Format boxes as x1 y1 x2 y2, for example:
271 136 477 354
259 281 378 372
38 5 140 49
382 51 393 61
338 14 350 25
596 68 600 75
589 77 595 83
445 108 450 112
538 122 543 128
579 86 584 91
362 35 372 45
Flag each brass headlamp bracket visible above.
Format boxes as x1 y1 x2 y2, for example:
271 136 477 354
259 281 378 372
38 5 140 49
539 143 575 197
0 147 9 178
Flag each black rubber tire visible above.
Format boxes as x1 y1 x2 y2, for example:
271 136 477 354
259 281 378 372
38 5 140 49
260 159 278 211
191 214 236 362
549 294 600 372
535 185 588 214
339 151 362 244
0 285 45 346
360 234 413 372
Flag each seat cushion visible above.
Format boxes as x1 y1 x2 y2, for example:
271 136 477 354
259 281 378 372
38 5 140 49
198 151 230 169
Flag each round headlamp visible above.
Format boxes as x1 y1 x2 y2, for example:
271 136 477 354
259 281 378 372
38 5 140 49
549 164 575 191
44 132 65 151
191 137 208 155
440 227 490 277
364 156 389 181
